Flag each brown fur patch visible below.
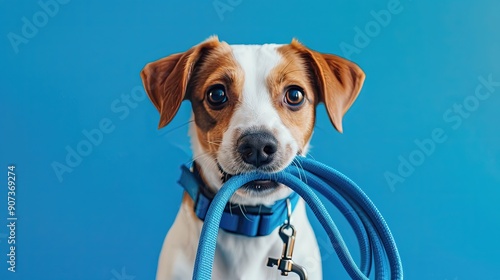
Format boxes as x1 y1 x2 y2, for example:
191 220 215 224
286 39 365 133
270 45 318 150
141 36 223 129
186 44 245 156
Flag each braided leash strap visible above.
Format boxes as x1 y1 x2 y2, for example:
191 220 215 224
192 156 403 280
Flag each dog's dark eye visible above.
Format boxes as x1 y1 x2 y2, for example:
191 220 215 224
207 85 228 108
284 88 305 107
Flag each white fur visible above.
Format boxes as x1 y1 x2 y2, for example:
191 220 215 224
156 44 322 280
217 44 298 206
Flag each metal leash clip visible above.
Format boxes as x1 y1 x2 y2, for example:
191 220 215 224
267 199 308 280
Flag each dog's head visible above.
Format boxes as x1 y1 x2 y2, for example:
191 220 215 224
141 36 364 206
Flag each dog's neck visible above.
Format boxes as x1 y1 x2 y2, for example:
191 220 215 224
178 159 300 237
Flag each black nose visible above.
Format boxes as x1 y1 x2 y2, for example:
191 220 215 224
237 131 278 168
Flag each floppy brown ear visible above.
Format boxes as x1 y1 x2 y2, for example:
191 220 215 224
140 36 221 128
290 39 365 133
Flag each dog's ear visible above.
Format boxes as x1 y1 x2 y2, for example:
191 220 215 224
290 39 365 133
140 36 221 128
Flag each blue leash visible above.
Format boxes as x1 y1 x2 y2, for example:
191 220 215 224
192 156 403 280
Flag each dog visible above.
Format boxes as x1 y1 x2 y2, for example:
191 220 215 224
141 36 365 280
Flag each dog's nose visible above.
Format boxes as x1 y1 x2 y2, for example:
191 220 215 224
237 131 278 168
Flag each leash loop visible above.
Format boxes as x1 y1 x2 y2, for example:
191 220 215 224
191 156 403 280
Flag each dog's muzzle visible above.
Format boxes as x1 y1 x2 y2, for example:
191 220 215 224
237 130 278 168
217 130 282 193
218 163 280 193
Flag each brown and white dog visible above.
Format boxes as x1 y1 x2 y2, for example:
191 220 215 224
141 36 365 280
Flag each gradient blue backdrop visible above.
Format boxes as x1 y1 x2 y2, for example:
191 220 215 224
1 0 499 279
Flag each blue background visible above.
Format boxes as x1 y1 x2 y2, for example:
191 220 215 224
1 0 499 279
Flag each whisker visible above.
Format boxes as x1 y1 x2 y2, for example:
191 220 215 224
293 157 307 184
278 60 295 84
307 152 317 161
239 204 251 222
292 160 302 182
207 140 223 146
186 152 211 165
159 120 194 136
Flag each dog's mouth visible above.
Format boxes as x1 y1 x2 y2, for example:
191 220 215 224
217 164 280 194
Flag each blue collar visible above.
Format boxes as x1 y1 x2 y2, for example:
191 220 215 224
177 164 299 237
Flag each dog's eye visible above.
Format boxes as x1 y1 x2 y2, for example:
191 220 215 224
284 88 305 107
207 85 228 108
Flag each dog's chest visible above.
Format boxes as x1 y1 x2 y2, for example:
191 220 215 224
158 199 322 280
